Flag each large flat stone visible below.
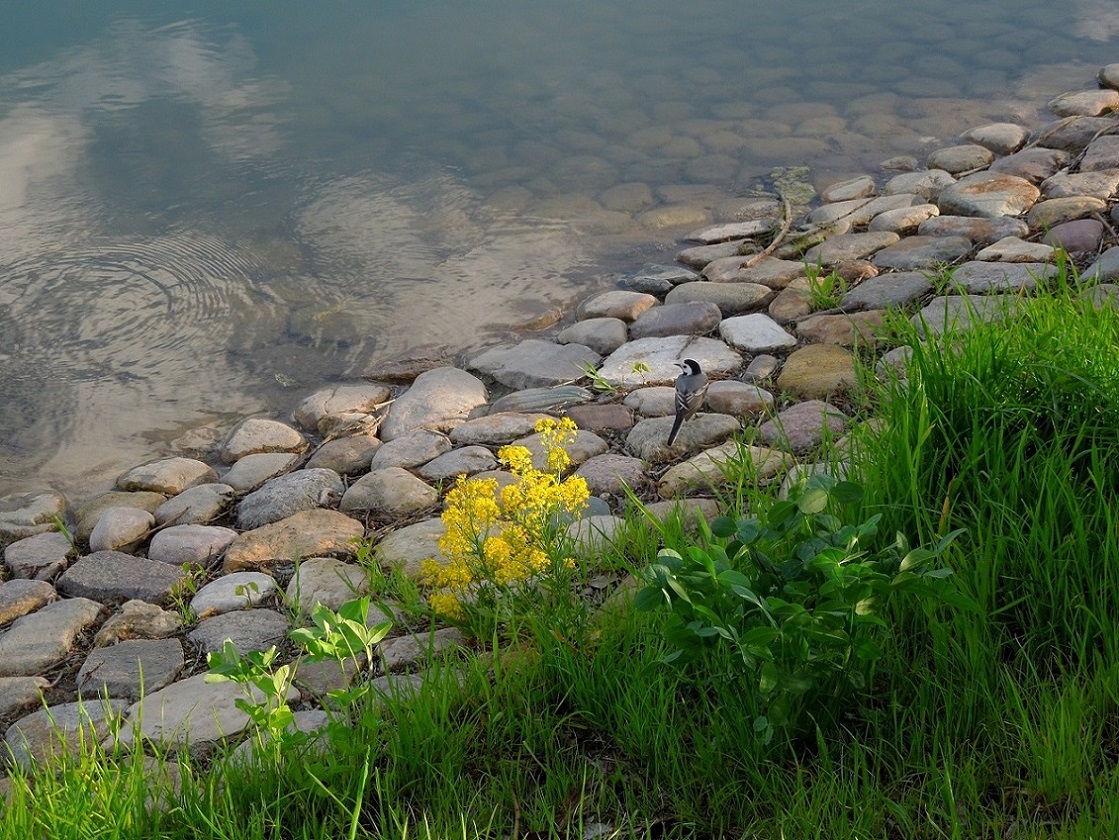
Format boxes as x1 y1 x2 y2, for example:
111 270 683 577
0 491 68 544
7 698 128 770
2 531 74 580
77 638 185 701
188 609 290 654
471 339 601 390
222 509 364 573
0 597 103 677
57 551 189 604
937 171 1039 218
379 367 488 442
597 336 742 387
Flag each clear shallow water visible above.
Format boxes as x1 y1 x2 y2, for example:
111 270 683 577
1 0 1117 497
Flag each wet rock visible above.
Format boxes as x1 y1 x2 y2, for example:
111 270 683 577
1048 90 1119 118
89 507 154 554
684 219 771 244
704 381 774 418
221 419 308 464
867 203 939 234
0 579 56 625
449 413 550 445
676 241 748 271
626 414 740 460
961 122 1029 155
657 442 790 499
975 237 1055 263
579 290 658 321
709 257 805 288
0 676 50 718
574 455 647 496
629 301 723 338
369 428 453 472
471 339 601 391
189 608 290 654
57 551 188 604
294 384 391 432
796 311 886 347
514 429 610 470
379 627 466 672
988 147 1070 184
777 344 857 399
802 231 900 265
3 531 73 580
937 171 1039 218
926 144 995 174
597 336 743 387
1045 218 1104 253
623 386 676 417
872 235 972 270
805 197 871 226
376 518 447 580
664 281 774 315
1040 169 1119 200
222 509 364 573
0 491 68 544
820 175 876 203
379 367 488 442
600 182 655 212
7 697 127 771
917 215 1029 245
487 386 593 415
77 638 185 701
154 484 235 526
719 313 798 353
0 597 102 677
305 434 383 476
911 294 1015 337
221 452 302 494
882 170 956 201
148 524 238 567
1026 196 1107 228
1099 64 1119 91
236 469 344 531
113 673 300 753
840 271 933 311
341 468 439 518
562 403 635 432
190 572 277 618
94 600 183 645
757 400 850 452
621 265 699 294
417 446 499 482
286 557 370 615
556 318 629 355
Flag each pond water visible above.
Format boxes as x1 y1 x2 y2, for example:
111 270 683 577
1 0 1117 497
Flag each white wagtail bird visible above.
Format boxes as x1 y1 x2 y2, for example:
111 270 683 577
667 358 708 446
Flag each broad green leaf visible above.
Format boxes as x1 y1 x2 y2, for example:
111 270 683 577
832 481 864 505
797 486 829 514
710 515 737 538
759 661 779 696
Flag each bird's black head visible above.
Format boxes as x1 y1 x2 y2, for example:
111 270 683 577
678 359 702 375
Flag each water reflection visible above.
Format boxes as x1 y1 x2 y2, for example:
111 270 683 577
0 1 1116 498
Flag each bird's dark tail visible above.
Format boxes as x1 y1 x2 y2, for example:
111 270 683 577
666 414 684 446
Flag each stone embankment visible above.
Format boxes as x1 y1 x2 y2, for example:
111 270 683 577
4 63 1119 777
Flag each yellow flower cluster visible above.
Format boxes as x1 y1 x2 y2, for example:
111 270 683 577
421 417 589 620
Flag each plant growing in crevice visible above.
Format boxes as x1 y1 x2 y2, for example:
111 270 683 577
636 473 978 742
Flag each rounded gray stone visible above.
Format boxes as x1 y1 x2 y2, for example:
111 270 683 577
94 599 184 645
190 571 278 618
77 638 185 701
629 301 723 339
379 367 489 442
0 597 103 677
961 122 1029 155
221 452 301 494
305 434 383 476
757 400 850 452
154 483 235 527
471 339 602 391
294 383 391 432
840 271 934 311
375 518 446 580
0 676 51 718
6 697 127 770
574 454 648 496
622 386 677 417
117 458 218 495
3 531 74 580
236 469 344 531
801 231 900 266
340 468 439 518
718 313 798 353
417 446 499 482
89 507 154 554
989 148 1071 184
872 235 973 271
703 380 774 418
926 144 995 174
0 579 57 625
512 429 610 471
917 215 1029 246
626 414 741 460
0 491 68 543
57 551 189 604
369 428 453 472
597 336 743 387
221 418 308 464
286 557 370 615
882 170 956 201
664 281 774 315
449 413 552 446
556 318 629 355
188 609 290 654
578 290 657 321
148 524 238 567
937 172 1039 218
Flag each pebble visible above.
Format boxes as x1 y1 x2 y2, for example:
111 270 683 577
369 429 453 472
820 175 876 203
148 524 239 567
236 469 344 530
718 313 798 353
471 339 601 390
840 271 933 311
757 400 850 451
0 491 68 543
703 381 774 418
882 169 956 201
917 215 1028 245
3 531 73 580
988 147 1070 184
0 676 51 718
77 638 185 701
578 290 657 321
0 579 56 625
867 203 939 234
305 434 383 475
1048 90 1119 118
802 231 900 265
285 557 370 615
0 597 103 677
872 235 972 270
375 518 447 579
222 509 364 573
487 386 593 415
188 609 290 654
340 468 439 518
936 171 1040 218
221 452 302 494
961 122 1029 155
796 311 886 347
657 442 790 499
1040 169 1119 200
629 301 723 338
1027 196 1108 228
664 281 774 315
596 336 743 386
626 414 740 460
57 552 187 604
777 345 858 399
1045 219 1104 253
975 237 1055 263
154 483 235 526
6 698 128 770
294 384 391 432
89 507 154 553
556 318 629 355
562 403 635 432
911 295 1014 338
926 144 994 174
94 600 183 645
574 455 648 496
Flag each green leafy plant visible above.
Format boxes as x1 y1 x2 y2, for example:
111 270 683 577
635 474 977 741
576 360 617 394
207 596 392 751
805 267 848 309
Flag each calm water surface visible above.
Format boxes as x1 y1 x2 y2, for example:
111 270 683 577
2 0 1117 497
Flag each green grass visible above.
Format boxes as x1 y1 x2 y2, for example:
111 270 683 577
5 271 1119 838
